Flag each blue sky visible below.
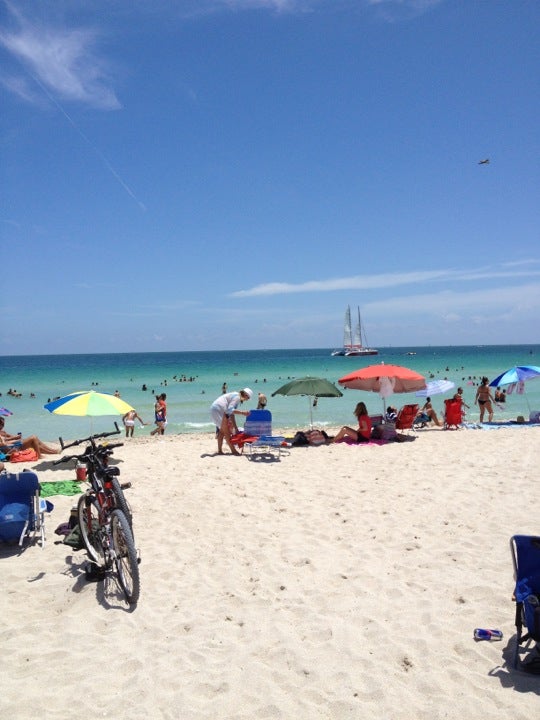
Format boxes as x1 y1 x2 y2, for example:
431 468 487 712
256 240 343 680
1 0 539 355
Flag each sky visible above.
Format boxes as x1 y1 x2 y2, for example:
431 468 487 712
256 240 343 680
1 0 539 356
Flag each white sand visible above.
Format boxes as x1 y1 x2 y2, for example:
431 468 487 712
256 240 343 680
1 425 539 719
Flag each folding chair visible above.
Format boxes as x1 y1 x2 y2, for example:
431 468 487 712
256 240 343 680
510 535 540 669
444 399 463 430
233 410 285 460
231 409 272 451
0 470 53 548
395 404 419 434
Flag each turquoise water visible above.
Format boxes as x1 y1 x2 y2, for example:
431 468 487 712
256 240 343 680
1 345 539 442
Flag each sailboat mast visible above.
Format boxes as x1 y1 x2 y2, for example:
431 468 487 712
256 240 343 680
343 305 352 349
355 306 362 349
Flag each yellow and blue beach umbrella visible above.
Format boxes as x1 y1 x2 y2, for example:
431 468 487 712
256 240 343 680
44 391 134 416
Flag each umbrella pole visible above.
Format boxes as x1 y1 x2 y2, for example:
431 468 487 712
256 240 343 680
308 396 313 428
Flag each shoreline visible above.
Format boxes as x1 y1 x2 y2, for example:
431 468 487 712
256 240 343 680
2 344 540 444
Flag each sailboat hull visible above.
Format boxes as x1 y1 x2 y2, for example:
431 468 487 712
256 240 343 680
344 348 378 356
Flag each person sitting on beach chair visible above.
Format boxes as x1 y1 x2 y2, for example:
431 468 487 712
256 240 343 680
415 397 442 427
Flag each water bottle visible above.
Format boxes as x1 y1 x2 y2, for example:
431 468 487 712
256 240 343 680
76 461 87 482
474 628 503 641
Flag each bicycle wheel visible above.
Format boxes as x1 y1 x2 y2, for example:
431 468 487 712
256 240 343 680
110 509 140 605
77 493 105 566
111 477 133 529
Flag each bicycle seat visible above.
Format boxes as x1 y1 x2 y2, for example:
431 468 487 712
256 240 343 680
104 467 120 477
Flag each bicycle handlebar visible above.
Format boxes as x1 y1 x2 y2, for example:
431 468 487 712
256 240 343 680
59 422 121 451
53 441 124 467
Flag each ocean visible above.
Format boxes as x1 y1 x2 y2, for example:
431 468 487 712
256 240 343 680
1 345 539 442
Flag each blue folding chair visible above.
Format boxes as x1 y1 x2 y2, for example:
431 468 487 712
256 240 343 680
0 471 53 548
240 410 286 460
510 535 540 669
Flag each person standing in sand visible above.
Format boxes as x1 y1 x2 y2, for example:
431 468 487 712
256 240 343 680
122 409 146 438
151 393 167 436
475 377 494 422
210 388 253 455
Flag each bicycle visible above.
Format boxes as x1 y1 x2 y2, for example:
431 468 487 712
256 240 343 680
54 424 140 605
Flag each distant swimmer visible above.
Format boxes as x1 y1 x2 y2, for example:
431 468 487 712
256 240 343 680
478 158 490 165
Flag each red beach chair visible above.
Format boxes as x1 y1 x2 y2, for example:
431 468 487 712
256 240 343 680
395 404 419 434
444 399 463 430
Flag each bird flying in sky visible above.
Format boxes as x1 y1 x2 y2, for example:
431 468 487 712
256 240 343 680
478 158 490 164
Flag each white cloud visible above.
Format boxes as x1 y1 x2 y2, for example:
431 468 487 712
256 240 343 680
0 13 120 109
231 265 540 298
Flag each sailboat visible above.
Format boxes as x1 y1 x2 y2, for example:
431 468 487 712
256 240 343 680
331 306 378 357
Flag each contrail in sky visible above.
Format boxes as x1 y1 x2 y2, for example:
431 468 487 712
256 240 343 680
17 65 147 212
28 69 147 212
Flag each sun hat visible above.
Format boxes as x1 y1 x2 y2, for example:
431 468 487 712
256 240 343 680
242 388 253 399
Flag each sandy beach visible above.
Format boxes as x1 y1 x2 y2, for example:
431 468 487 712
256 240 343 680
1 425 539 719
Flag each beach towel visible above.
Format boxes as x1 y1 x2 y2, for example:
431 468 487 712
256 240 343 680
9 448 38 463
40 481 83 497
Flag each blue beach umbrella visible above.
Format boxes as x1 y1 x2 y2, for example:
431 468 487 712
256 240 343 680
489 365 540 387
489 365 540 412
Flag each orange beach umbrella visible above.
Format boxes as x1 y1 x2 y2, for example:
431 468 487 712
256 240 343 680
338 363 426 396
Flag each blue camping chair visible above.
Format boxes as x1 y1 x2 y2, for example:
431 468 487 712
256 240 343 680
510 535 540 668
0 471 52 548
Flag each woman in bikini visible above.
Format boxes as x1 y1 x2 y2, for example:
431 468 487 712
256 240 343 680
475 377 494 422
0 417 59 458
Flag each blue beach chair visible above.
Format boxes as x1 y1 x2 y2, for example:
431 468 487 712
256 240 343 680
510 535 540 670
238 410 286 460
0 471 53 548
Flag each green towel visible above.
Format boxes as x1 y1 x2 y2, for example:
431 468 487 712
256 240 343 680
40 481 83 497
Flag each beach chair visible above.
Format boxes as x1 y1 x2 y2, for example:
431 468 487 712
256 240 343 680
233 410 285 460
443 399 463 430
395 404 419 434
510 535 540 670
0 471 52 548
231 409 272 450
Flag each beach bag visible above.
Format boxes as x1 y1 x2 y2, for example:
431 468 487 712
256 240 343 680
372 422 397 441
63 523 85 550
9 448 38 463
291 431 309 447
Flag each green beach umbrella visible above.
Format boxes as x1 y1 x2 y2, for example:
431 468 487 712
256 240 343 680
272 376 343 427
